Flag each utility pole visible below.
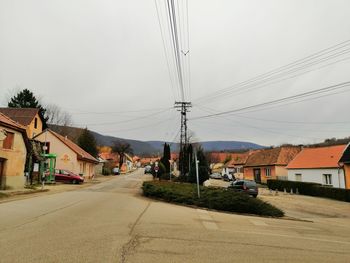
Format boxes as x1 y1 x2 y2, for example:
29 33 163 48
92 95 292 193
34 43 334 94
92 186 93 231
174 101 192 176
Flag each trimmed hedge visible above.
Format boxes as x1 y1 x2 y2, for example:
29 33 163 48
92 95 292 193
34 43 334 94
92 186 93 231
267 179 350 202
142 181 284 217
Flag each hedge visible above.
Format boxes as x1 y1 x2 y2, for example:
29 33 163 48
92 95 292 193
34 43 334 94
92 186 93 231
142 181 284 217
267 179 350 202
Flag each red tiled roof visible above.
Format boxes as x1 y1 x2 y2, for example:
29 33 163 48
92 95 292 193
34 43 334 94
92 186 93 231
227 152 250 166
287 145 347 169
0 112 26 130
245 146 301 167
0 108 40 126
45 129 98 164
209 152 233 163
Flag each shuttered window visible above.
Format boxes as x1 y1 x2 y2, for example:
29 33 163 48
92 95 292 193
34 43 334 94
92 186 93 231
3 132 14 149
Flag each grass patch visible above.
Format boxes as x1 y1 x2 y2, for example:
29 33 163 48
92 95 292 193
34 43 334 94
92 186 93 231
142 181 284 217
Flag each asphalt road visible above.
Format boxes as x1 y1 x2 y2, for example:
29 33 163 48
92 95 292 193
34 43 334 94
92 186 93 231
1 169 350 263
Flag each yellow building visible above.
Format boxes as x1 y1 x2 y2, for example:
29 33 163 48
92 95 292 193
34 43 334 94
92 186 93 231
34 129 98 179
0 108 45 139
0 113 28 189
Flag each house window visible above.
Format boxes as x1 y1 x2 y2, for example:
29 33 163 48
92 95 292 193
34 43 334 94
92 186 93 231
265 168 271 177
3 132 14 149
323 174 332 186
295 173 302 182
34 117 38 129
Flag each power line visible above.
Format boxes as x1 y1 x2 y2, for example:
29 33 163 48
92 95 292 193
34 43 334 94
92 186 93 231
194 39 350 104
191 81 350 120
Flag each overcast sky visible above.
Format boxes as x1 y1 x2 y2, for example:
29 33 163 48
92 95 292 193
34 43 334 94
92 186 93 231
1 0 350 146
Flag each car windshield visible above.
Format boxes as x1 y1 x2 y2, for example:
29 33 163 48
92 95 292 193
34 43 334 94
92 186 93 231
245 181 257 188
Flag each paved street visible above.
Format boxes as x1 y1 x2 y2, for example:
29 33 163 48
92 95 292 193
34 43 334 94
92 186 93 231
1 169 350 263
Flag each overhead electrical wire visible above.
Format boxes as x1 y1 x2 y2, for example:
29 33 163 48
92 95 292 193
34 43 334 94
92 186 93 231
191 81 350 120
194 39 350 104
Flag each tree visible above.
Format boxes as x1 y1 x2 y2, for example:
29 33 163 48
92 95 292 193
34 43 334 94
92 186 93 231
188 146 210 185
77 128 98 157
8 88 49 125
111 141 133 169
45 104 73 126
160 143 171 174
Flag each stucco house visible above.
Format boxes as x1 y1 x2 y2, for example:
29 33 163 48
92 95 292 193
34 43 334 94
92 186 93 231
244 146 301 183
34 129 98 179
339 143 350 189
0 108 45 139
287 144 348 188
0 113 29 189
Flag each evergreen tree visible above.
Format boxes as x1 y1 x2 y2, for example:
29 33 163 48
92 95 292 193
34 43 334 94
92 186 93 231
77 128 98 157
160 143 171 173
188 146 209 185
8 89 49 125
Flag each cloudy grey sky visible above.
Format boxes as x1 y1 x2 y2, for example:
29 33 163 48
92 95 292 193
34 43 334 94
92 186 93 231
1 0 350 146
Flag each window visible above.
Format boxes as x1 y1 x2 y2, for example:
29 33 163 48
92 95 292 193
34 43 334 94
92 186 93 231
34 117 38 129
323 174 332 186
295 174 302 182
3 132 14 149
265 168 271 177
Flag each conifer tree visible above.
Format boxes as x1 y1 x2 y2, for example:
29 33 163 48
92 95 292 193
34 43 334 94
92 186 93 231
77 128 98 157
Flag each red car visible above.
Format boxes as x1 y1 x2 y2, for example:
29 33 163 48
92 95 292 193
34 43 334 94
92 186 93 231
53 169 84 184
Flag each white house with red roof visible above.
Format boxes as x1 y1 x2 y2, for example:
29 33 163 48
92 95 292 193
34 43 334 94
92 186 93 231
286 145 348 189
34 129 98 179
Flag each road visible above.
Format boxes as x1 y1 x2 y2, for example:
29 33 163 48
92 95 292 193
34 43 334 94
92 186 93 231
1 169 350 263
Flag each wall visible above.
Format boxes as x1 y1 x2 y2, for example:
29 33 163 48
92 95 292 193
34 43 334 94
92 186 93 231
26 113 43 139
343 164 350 189
287 168 346 189
0 125 26 189
35 132 78 174
243 166 277 183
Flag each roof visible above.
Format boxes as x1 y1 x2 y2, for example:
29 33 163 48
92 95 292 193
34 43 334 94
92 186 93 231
0 112 26 131
227 152 250 166
245 146 301 167
287 145 347 169
339 143 350 164
209 152 233 163
36 129 98 164
0 108 41 126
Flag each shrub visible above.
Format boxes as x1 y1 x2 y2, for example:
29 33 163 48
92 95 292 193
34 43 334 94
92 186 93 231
142 181 284 217
267 179 350 202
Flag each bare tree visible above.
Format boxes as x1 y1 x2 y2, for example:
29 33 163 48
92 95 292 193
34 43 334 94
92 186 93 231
111 141 133 169
45 104 73 126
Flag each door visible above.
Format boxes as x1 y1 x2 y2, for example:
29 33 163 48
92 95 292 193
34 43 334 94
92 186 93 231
0 158 4 189
253 168 261 183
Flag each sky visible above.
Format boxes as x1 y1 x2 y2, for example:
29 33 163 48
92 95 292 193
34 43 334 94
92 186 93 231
1 0 350 146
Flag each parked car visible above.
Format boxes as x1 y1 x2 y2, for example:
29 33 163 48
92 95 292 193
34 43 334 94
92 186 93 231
52 169 84 184
227 180 258 197
209 173 222 179
144 165 152 174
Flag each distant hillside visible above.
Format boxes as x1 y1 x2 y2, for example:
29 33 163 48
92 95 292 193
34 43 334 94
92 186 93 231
48 125 264 155
146 140 264 152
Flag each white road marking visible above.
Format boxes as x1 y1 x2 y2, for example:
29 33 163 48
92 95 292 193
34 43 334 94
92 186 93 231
249 219 268 226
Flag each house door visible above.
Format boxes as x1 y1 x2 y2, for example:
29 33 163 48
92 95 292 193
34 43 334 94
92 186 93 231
0 158 5 189
253 168 261 183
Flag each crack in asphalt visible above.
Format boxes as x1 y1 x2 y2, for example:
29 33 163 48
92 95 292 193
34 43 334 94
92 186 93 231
0 200 82 233
120 201 151 263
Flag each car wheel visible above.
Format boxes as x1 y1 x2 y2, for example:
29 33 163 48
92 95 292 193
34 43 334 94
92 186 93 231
72 179 77 184
252 194 257 198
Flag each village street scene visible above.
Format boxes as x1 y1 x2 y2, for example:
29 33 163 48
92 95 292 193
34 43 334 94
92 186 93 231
1 0 350 262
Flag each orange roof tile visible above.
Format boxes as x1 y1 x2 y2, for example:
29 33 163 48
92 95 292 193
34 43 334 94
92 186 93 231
245 146 301 167
287 145 347 169
0 108 41 126
0 112 26 130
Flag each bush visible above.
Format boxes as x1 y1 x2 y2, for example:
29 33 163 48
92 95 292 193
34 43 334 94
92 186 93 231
267 179 350 202
142 181 284 217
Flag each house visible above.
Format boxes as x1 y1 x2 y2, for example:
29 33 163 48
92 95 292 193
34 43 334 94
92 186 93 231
34 129 98 179
339 143 350 189
225 152 252 179
0 113 29 189
244 146 301 183
0 108 46 139
286 145 348 189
